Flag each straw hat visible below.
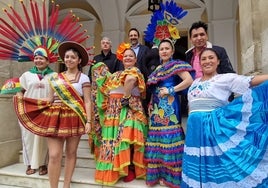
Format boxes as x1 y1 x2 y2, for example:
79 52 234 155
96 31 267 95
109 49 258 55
58 41 89 67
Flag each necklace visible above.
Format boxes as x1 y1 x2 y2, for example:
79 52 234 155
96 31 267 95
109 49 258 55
65 71 79 81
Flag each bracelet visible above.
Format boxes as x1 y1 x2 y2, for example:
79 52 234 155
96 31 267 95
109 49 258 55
168 87 175 95
123 95 131 99
87 120 91 123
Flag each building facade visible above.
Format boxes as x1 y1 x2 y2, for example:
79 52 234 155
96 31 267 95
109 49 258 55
0 0 267 167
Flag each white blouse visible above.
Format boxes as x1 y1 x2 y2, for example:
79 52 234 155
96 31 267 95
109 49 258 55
188 73 253 112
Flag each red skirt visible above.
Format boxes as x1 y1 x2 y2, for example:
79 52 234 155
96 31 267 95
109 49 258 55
13 96 85 137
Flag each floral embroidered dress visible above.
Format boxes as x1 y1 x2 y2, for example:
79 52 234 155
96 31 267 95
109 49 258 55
182 73 268 188
145 60 194 188
94 67 148 185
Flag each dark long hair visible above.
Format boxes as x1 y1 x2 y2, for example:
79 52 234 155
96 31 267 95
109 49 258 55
199 48 220 60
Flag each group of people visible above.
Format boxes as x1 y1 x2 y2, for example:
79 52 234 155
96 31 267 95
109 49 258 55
13 20 268 188
14 41 92 188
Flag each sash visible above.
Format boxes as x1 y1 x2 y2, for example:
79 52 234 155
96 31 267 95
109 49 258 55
49 73 87 125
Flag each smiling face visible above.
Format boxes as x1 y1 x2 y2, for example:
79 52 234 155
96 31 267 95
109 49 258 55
34 55 49 71
158 41 174 64
190 27 208 50
64 49 81 70
122 49 137 69
200 49 220 76
128 30 139 47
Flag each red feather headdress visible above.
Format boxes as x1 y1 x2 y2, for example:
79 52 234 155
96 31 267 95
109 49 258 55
0 0 93 64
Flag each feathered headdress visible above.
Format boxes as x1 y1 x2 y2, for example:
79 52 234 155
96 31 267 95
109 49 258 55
0 0 93 64
144 0 188 46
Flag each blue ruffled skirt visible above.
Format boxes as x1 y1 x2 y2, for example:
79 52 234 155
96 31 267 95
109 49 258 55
182 81 268 188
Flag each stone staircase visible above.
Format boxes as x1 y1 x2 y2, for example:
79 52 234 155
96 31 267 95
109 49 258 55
0 135 163 188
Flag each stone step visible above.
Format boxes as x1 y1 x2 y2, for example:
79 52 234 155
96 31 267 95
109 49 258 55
20 149 95 169
78 134 90 149
0 163 164 188
1 127 172 187
19 134 95 168
0 185 27 188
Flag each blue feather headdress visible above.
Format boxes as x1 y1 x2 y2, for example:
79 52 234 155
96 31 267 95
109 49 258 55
144 0 188 46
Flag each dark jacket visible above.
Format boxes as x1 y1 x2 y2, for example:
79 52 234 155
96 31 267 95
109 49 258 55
88 50 123 80
185 43 235 74
135 44 150 80
144 47 160 77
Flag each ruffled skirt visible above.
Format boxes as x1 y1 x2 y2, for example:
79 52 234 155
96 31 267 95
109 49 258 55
13 96 85 137
181 81 268 188
145 90 185 188
95 94 148 185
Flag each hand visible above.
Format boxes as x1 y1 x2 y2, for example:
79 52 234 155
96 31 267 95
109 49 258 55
16 92 23 97
85 122 91 134
159 87 168 97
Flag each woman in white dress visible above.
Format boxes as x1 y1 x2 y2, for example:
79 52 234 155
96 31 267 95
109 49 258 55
182 48 268 188
18 47 54 175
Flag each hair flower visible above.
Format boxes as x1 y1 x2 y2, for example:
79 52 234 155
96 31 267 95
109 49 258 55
116 42 131 61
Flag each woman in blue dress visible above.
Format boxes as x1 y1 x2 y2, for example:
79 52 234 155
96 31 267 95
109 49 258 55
145 38 194 188
182 48 268 188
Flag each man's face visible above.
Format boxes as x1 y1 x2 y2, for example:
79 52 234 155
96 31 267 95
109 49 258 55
190 27 208 49
101 40 111 51
128 30 139 46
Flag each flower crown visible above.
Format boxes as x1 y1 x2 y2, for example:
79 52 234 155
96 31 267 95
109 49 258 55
116 42 131 61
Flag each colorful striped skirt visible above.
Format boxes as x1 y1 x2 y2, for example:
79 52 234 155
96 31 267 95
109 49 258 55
13 96 85 137
95 94 148 185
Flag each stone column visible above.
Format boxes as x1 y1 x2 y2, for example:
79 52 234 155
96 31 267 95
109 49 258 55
238 0 255 74
210 19 238 72
102 30 126 52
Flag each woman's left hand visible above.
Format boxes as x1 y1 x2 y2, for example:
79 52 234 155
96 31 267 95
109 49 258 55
159 87 168 97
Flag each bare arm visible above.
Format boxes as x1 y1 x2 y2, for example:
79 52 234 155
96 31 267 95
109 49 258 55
123 75 137 98
159 71 193 97
251 74 268 86
174 71 193 92
46 87 54 102
83 85 92 134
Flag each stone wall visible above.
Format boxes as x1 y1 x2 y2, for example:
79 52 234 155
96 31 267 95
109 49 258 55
0 95 22 167
239 0 268 74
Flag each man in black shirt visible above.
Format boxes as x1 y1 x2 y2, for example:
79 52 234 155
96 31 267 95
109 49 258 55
88 36 123 79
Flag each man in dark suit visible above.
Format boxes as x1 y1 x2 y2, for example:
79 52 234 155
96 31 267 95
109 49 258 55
181 21 235 115
128 28 150 115
128 28 150 80
186 21 235 77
